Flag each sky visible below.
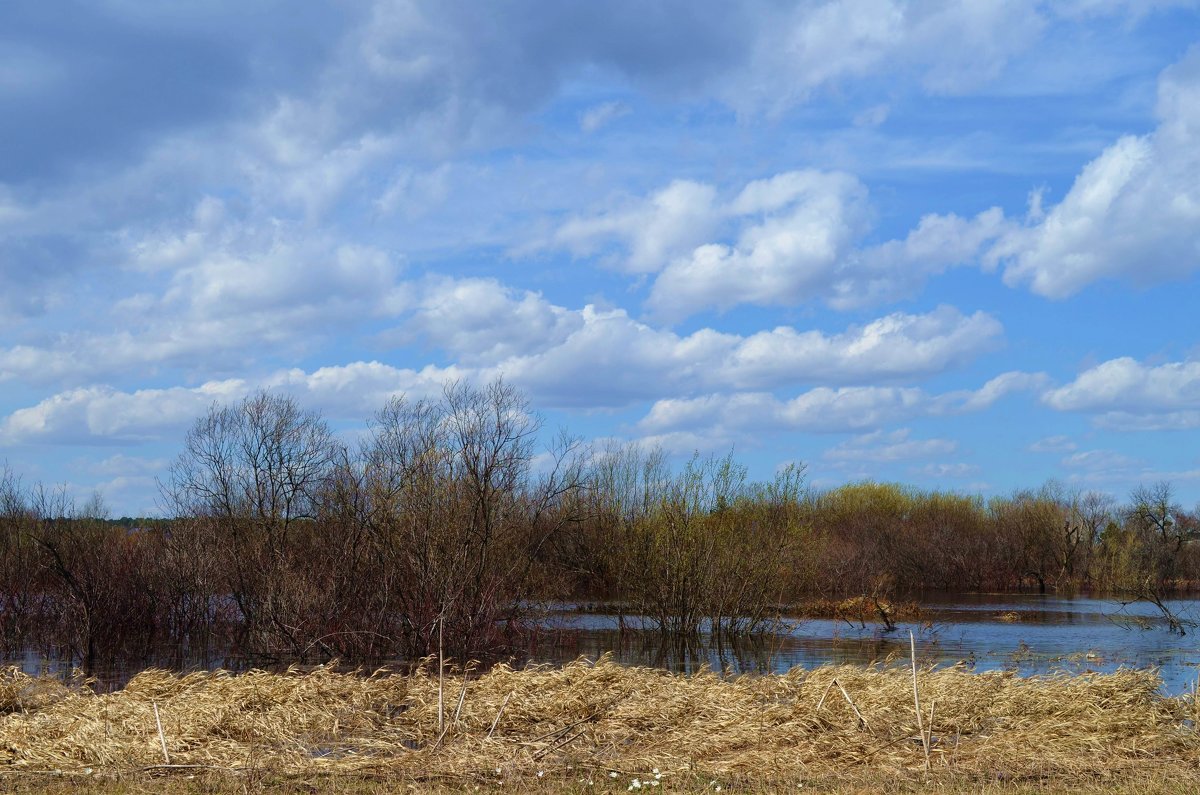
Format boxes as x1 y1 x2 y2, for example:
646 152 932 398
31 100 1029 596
2 0 1200 517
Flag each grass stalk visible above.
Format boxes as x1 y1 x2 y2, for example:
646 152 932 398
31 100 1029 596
910 630 930 772
151 701 170 765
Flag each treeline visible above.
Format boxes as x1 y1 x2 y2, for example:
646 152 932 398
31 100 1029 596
1 380 1198 670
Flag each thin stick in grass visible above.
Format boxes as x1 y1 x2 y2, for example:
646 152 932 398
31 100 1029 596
152 702 170 765
927 698 937 761
437 614 445 735
834 679 874 735
487 691 513 739
815 678 837 712
453 675 468 726
910 630 930 772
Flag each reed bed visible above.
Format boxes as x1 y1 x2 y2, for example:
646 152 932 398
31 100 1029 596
1 657 1198 791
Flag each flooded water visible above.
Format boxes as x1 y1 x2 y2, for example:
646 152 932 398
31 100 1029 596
10 594 1200 694
532 594 1200 694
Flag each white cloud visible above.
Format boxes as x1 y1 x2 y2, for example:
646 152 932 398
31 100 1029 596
0 199 410 384
552 180 720 274
0 381 246 445
1061 448 1141 472
85 454 171 478
709 306 1002 387
635 372 1046 441
0 361 464 446
469 301 1001 408
637 388 928 437
401 277 583 365
733 0 1048 112
1042 356 1200 428
824 428 957 463
548 169 1008 320
1030 434 1078 453
989 46 1200 297
915 462 980 478
645 171 870 319
948 371 1052 412
579 101 631 133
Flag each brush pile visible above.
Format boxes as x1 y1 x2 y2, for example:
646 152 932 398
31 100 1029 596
1 658 1197 787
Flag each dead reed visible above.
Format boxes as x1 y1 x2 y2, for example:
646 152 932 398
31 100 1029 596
1 657 1198 790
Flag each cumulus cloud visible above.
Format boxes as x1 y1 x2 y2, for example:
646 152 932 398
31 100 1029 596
989 46 1200 297
1041 356 1200 429
635 371 1046 441
551 180 721 274
646 171 872 318
549 169 1008 319
0 361 464 446
824 428 957 463
0 381 247 445
459 300 1002 408
0 198 409 384
401 277 583 364
637 388 929 441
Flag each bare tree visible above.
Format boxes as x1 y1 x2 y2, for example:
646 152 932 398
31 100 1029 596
1121 482 1194 634
359 379 586 658
161 391 342 657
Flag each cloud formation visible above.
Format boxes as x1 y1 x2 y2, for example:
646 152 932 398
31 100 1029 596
550 170 1007 319
1042 356 1200 429
3 1 1198 514
990 46 1200 297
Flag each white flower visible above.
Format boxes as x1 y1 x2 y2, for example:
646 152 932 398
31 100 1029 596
537 771 545 778
610 772 619 779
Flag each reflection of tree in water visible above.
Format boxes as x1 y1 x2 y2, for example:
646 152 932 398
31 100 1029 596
641 631 778 675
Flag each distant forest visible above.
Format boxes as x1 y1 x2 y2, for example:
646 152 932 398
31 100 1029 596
2 380 1198 670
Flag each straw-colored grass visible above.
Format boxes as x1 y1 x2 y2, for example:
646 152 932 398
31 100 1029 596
2 657 1199 792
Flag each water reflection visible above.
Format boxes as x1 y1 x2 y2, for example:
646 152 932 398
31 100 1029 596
9 594 1200 695
535 594 1200 694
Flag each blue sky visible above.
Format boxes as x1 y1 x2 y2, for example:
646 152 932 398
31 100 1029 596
2 0 1200 516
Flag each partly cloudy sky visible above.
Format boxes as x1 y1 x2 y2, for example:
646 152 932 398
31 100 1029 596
3 0 1200 515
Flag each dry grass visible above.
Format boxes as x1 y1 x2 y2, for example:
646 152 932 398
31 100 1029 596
2 657 1199 792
